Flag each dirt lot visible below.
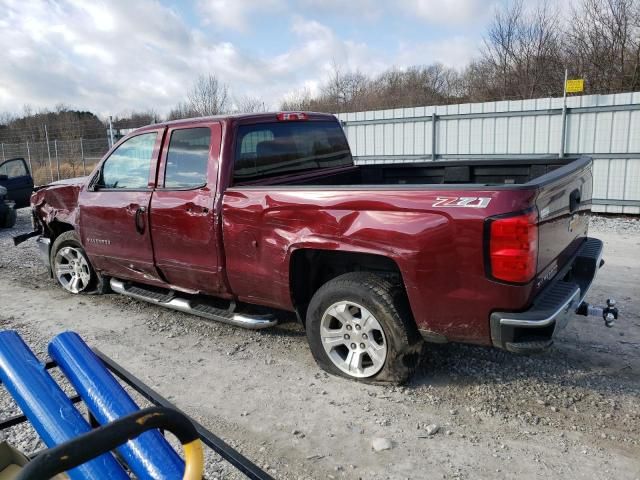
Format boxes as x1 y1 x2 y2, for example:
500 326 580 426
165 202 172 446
0 208 639 480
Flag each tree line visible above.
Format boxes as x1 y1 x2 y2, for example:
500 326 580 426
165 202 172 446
0 0 638 143
284 0 640 112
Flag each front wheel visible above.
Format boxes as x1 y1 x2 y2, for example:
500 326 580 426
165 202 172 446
305 272 423 384
50 231 101 294
2 207 17 228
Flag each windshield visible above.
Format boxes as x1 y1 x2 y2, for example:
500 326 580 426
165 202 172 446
233 121 352 183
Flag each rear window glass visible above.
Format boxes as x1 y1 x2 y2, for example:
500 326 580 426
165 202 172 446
234 121 352 183
165 128 211 188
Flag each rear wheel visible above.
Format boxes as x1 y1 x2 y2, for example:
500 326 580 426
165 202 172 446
50 231 106 294
305 272 422 384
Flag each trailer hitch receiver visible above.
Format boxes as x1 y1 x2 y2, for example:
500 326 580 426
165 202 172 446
576 298 618 328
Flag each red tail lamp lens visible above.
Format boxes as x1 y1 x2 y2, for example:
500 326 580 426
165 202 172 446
489 211 538 283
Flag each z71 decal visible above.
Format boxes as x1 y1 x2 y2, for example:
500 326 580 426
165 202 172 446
432 197 492 208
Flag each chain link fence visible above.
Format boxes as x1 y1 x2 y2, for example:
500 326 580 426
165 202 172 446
0 138 110 186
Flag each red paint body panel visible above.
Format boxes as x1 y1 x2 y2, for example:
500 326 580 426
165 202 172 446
150 123 224 294
79 190 157 282
30 112 593 347
221 187 536 343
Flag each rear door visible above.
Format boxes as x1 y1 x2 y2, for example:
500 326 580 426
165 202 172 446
149 124 224 294
0 158 34 208
534 159 593 292
78 130 164 284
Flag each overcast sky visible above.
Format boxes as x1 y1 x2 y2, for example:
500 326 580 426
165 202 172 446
0 0 564 117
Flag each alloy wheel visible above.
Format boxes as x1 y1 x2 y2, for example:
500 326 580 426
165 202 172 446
54 246 91 294
319 301 387 378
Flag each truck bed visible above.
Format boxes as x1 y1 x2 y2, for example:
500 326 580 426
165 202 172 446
259 157 589 189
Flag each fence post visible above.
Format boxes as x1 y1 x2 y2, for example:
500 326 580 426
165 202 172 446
1 143 4 162
109 116 115 148
45 125 53 182
54 139 60 180
80 138 86 175
26 141 32 174
431 112 437 161
559 68 568 158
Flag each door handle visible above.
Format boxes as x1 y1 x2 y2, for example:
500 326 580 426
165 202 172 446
135 206 146 234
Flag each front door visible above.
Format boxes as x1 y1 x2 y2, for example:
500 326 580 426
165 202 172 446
149 124 223 294
0 158 34 208
79 130 164 284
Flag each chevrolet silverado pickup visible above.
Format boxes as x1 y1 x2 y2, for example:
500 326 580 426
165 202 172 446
16 112 618 383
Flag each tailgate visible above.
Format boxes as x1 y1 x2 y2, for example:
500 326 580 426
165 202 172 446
533 158 593 293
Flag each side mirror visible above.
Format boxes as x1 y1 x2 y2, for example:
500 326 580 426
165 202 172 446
0 174 8 181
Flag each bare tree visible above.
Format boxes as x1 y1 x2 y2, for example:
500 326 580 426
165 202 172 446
320 62 371 112
186 74 230 116
280 87 315 111
475 0 564 100
566 0 640 92
234 95 268 113
166 102 196 121
112 110 158 129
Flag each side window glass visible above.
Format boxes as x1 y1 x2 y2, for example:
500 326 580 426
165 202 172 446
164 128 211 188
100 133 157 189
0 159 28 178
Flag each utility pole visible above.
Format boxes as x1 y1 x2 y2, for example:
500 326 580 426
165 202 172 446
108 116 115 148
45 125 53 182
559 68 568 159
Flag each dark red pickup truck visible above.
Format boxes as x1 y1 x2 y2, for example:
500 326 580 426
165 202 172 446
18 112 617 383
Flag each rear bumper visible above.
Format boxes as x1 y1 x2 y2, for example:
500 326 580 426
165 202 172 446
490 237 603 353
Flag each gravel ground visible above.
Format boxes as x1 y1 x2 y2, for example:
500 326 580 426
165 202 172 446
0 208 639 479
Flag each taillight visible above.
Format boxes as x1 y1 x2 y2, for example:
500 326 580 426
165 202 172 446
487 210 538 283
276 112 308 121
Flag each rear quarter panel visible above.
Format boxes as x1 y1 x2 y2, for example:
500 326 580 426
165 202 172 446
222 186 538 344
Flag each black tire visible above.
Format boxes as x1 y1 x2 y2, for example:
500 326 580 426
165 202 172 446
50 231 109 295
2 207 17 228
306 272 423 384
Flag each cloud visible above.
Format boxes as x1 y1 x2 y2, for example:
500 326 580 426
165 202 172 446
0 0 486 117
197 0 284 31
396 36 479 69
297 0 383 20
398 0 497 25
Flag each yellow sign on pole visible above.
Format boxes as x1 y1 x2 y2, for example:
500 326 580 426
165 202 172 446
565 78 584 93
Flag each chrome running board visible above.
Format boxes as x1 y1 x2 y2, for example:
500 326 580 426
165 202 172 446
110 278 277 330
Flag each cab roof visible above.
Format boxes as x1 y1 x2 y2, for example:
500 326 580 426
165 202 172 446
134 111 338 133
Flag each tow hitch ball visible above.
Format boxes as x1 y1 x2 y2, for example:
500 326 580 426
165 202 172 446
576 298 618 328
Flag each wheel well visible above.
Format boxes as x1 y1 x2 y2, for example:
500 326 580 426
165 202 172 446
47 220 75 240
290 249 406 323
